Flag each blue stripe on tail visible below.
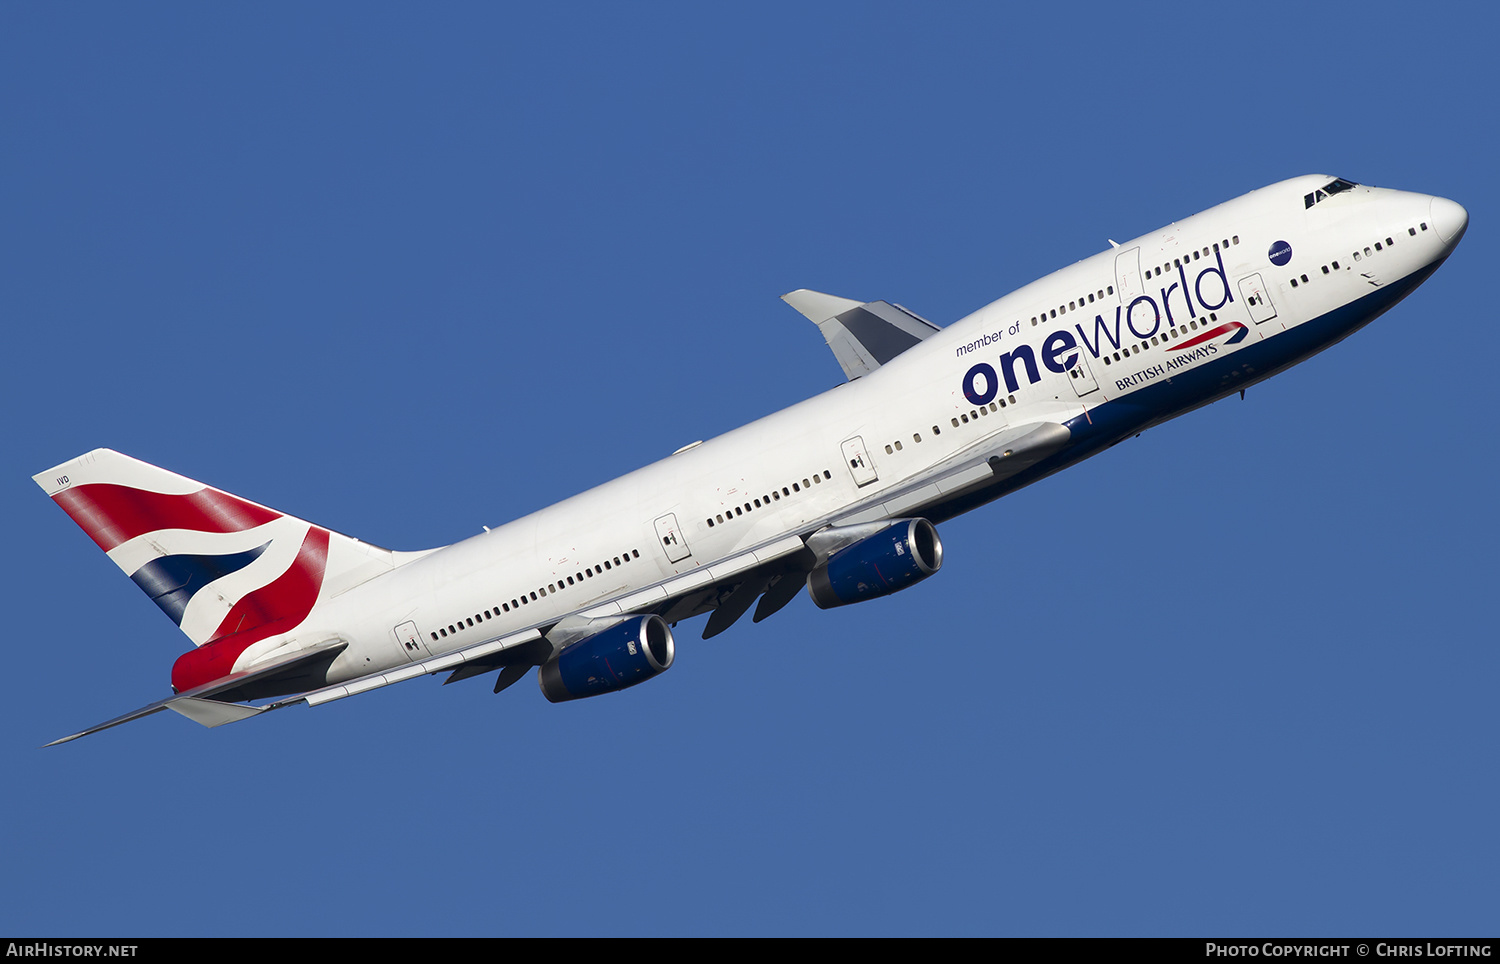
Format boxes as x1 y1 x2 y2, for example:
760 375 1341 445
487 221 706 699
129 543 270 625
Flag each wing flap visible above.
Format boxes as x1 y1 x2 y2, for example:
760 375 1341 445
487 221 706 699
290 628 544 708
279 537 814 707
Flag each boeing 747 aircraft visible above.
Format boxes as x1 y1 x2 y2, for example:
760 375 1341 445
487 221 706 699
35 175 1468 744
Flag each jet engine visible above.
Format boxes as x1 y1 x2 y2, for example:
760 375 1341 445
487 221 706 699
806 518 943 609
538 614 675 702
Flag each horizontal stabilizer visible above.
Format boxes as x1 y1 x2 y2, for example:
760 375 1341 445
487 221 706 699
45 639 347 745
165 697 268 727
781 289 941 381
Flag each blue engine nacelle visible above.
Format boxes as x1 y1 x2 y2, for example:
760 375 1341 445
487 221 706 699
806 518 943 609
538 614 676 703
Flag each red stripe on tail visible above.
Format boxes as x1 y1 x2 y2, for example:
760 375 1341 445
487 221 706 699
53 484 282 552
171 528 331 693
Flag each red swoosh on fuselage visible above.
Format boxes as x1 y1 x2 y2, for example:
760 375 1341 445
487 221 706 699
1168 321 1243 352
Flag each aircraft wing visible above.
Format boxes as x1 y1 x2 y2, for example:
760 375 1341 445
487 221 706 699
265 424 1072 713
830 421 1073 527
782 289 941 380
265 534 812 710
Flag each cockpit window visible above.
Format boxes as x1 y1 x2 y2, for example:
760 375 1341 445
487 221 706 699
1305 178 1359 209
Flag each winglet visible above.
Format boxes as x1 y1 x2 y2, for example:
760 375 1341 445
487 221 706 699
781 289 864 323
781 290 941 381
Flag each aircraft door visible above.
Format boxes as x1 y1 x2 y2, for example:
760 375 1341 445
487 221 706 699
1115 247 1143 302
840 436 879 487
653 513 692 563
1238 273 1278 323
393 620 432 661
1067 350 1099 397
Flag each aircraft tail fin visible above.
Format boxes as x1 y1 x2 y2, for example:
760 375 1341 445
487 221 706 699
34 449 398 649
781 289 942 381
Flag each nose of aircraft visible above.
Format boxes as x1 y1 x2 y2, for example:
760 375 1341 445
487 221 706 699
1429 195 1469 247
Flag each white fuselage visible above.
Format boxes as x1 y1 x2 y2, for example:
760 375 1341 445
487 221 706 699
274 176 1464 685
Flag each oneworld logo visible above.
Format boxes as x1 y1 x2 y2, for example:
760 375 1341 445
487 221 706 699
961 247 1238 404
1268 240 1292 266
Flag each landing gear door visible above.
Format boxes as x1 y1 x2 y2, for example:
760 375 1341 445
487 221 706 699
841 436 879 487
1238 273 1278 323
654 513 692 563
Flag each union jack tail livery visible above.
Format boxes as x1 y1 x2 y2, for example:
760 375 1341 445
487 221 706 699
35 450 404 740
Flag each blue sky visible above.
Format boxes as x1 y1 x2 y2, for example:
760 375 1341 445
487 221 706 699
2 2 1495 936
